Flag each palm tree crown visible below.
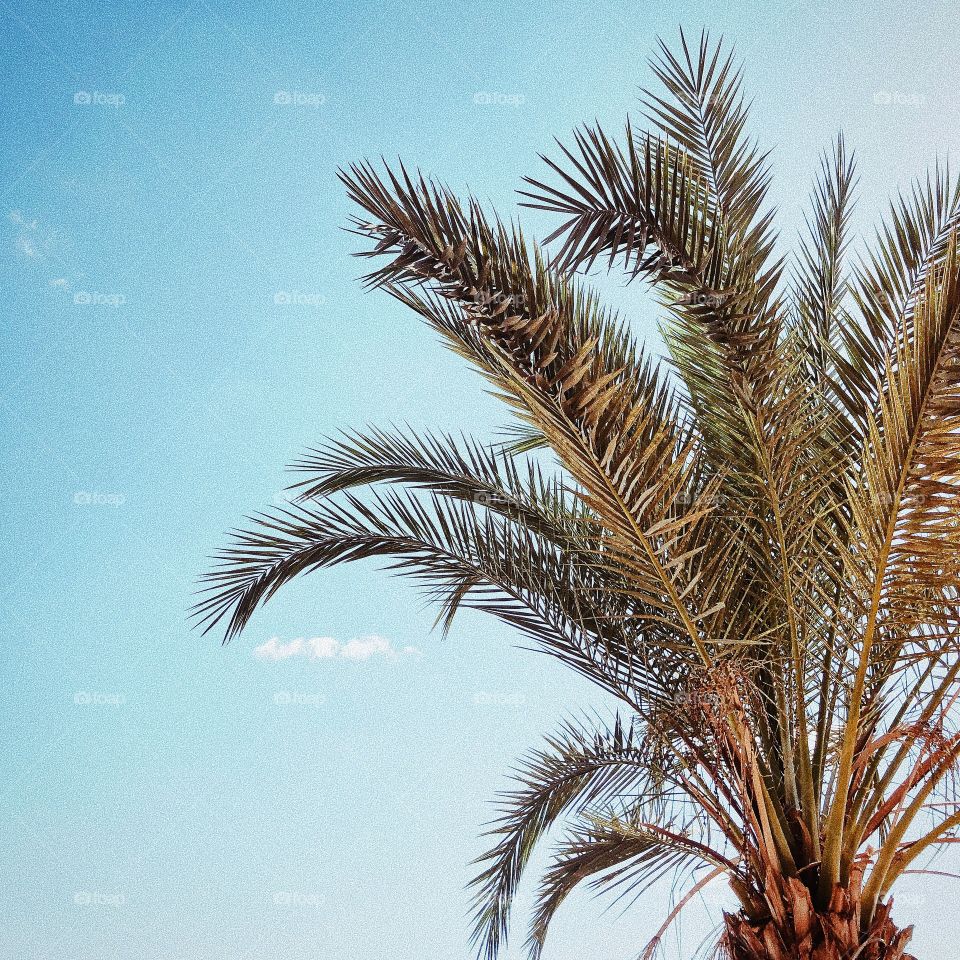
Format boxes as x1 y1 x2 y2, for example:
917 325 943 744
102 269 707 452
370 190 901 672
196 29 960 960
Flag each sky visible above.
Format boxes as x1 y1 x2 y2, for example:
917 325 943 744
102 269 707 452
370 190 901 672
2 0 960 957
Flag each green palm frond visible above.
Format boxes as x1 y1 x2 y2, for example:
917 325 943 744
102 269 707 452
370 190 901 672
793 134 859 379
832 162 960 431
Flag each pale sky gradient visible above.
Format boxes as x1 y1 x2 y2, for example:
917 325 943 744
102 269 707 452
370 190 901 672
3 1 960 958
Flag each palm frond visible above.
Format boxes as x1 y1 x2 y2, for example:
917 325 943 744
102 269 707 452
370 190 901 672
526 818 708 960
287 425 576 539
832 161 960 430
341 160 729 664
520 123 722 282
793 133 859 379
821 235 960 897
469 716 661 960
195 487 698 702
642 29 773 251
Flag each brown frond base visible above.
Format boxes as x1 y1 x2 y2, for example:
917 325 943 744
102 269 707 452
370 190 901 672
721 883 915 960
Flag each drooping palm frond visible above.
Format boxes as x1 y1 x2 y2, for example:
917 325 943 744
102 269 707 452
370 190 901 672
196 487 651 699
469 716 663 960
198 27 960 960
287 425 582 536
526 818 708 960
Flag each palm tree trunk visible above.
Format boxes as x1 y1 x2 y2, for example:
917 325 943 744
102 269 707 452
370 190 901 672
722 877 915 960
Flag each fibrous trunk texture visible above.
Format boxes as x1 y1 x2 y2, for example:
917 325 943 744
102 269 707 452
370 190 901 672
722 873 915 960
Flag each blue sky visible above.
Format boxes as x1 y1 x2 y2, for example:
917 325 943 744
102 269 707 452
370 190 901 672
2 0 960 957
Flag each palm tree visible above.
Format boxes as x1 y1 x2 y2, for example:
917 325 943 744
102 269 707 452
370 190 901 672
194 29 960 960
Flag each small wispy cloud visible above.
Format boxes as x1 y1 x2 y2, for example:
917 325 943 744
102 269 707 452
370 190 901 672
17 234 39 258
253 634 420 662
9 209 58 264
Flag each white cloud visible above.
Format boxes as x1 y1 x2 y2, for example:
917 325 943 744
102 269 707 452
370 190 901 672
254 637 306 660
9 209 53 261
17 235 38 258
339 635 392 660
306 635 339 658
253 634 420 663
